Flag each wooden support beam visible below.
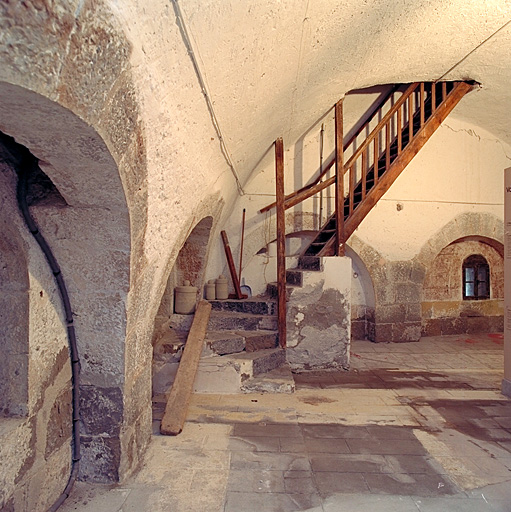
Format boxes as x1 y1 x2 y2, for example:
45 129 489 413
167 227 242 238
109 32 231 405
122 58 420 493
335 99 345 256
161 300 212 436
275 138 287 348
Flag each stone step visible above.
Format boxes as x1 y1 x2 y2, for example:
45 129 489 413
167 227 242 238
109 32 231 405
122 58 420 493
286 269 304 287
194 348 285 393
210 298 276 315
266 282 297 300
208 310 278 331
205 331 245 355
243 330 279 352
298 256 322 270
241 365 295 394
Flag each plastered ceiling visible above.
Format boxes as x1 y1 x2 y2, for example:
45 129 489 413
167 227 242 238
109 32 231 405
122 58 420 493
176 0 511 184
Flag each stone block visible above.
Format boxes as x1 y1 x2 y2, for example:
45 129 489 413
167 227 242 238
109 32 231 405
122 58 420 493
79 435 121 483
391 321 421 342
351 319 366 340
375 303 407 324
395 283 421 303
373 323 393 343
207 332 245 355
466 316 490 333
79 385 123 437
389 261 412 282
243 331 278 352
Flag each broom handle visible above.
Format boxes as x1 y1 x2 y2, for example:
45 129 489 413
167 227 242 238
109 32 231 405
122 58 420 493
238 208 246 282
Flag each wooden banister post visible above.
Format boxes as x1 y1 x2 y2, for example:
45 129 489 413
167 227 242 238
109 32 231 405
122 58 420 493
275 138 287 348
335 99 345 256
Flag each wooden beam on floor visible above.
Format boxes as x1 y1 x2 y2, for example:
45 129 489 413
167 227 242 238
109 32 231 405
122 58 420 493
160 300 212 436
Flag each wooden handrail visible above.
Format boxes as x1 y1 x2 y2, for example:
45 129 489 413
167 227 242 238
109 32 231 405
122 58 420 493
342 83 418 174
260 84 400 214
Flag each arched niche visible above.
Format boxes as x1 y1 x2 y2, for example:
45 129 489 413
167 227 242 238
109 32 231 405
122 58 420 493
345 245 376 340
422 236 503 336
152 216 214 398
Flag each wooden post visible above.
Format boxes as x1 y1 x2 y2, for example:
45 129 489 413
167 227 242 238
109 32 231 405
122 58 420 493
275 138 286 348
335 99 345 256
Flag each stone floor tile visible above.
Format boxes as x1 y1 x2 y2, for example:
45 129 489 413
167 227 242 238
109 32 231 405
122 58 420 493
384 455 447 475
224 491 322 512
305 438 351 453
230 451 311 471
413 496 496 511
301 423 371 439
226 469 285 493
232 422 302 438
313 471 369 495
283 473 317 494
365 425 416 440
228 435 281 452
310 453 392 473
322 494 422 512
364 473 457 496
346 438 426 455
279 437 307 453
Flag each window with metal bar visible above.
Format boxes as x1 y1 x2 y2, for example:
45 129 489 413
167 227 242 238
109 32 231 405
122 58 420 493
462 254 490 300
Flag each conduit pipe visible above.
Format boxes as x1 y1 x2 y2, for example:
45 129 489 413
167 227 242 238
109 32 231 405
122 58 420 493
16 155 81 512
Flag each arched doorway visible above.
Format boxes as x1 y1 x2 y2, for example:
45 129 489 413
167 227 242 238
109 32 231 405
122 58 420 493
152 217 214 404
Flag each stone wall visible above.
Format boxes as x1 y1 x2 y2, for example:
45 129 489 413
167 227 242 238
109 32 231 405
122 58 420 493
422 239 504 335
0 156 72 511
287 257 351 370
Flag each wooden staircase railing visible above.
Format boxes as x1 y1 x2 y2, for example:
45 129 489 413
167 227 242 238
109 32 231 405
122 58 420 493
264 81 474 258
267 81 474 347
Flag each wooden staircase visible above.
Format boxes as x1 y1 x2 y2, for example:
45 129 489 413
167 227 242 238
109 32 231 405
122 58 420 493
302 81 474 257
261 80 475 347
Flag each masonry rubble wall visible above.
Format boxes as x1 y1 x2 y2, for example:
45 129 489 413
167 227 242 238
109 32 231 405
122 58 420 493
287 257 351 370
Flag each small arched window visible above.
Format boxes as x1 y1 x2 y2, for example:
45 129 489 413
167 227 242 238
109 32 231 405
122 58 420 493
463 254 490 300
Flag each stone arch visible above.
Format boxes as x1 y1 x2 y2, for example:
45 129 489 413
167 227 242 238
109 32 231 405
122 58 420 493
152 215 214 398
345 244 376 340
421 227 504 336
416 212 504 268
0 82 132 486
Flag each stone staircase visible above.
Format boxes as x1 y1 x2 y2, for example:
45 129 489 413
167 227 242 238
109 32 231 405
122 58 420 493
152 296 295 401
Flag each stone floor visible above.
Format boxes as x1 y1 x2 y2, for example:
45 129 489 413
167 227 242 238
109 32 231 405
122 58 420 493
60 333 511 512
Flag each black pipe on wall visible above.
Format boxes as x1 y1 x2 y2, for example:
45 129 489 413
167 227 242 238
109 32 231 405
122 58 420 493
16 153 81 512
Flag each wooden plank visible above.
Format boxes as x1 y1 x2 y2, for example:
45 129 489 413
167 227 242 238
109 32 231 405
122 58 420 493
335 99 345 256
275 138 286 348
385 121 390 171
431 82 436 112
161 300 212 436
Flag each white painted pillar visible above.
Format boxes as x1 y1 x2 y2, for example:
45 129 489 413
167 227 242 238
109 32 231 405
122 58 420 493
503 167 511 396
